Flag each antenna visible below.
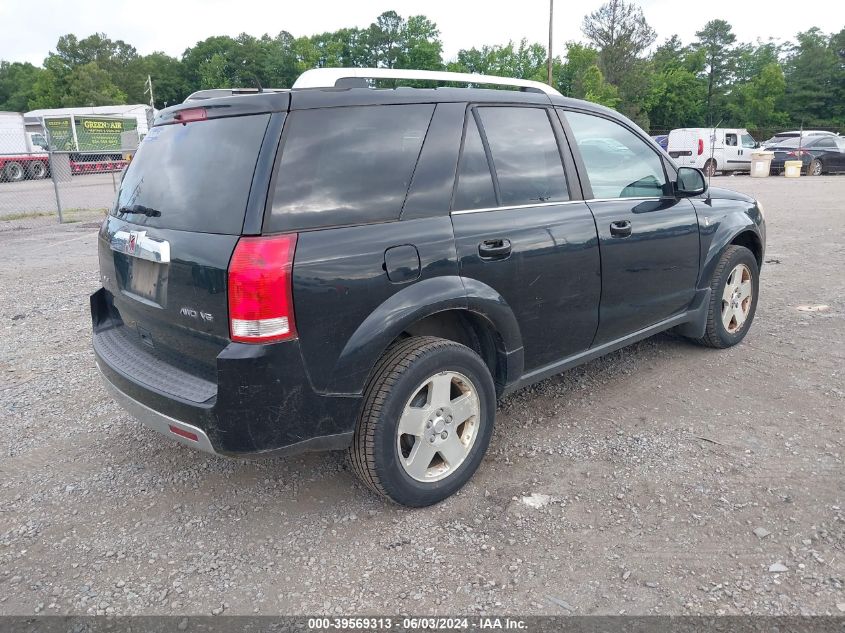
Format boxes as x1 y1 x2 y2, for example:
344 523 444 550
707 119 723 193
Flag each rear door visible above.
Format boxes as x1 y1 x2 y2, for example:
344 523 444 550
834 138 845 172
812 136 843 171
561 109 700 345
451 105 600 371
667 129 699 167
97 108 280 381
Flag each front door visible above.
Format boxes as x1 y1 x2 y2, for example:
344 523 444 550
561 109 701 345
451 106 601 371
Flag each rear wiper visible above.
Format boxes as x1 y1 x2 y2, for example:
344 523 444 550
119 204 161 218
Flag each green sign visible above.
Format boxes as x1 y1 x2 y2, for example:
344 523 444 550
44 116 138 152
44 117 73 151
76 116 136 151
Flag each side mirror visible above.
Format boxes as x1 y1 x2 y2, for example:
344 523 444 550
676 167 707 197
754 141 761 148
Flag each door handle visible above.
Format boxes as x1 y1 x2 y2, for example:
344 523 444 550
609 220 632 238
478 238 512 260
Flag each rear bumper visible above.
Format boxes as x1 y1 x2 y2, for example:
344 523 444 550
97 363 218 454
91 288 359 458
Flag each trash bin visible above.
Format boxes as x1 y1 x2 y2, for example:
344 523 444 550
784 160 803 178
750 151 774 178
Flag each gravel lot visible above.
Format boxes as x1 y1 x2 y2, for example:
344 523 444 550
0 176 842 617
0 173 118 219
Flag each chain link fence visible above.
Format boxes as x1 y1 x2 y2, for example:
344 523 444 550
0 118 137 230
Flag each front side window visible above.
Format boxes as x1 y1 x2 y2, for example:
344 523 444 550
477 107 568 206
741 134 756 148
268 104 434 232
564 111 668 199
812 137 836 149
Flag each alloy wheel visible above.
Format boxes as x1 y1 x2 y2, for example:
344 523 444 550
721 264 753 333
396 370 480 482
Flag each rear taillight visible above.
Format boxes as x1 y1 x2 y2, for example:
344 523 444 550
227 234 298 343
788 149 809 157
697 138 704 155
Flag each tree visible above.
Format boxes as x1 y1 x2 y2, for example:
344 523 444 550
693 20 737 124
0 62 43 111
647 36 707 130
581 0 656 86
131 52 187 107
581 0 656 126
783 28 842 128
726 62 788 128
398 15 443 70
61 62 126 106
448 39 547 80
581 65 620 108
182 32 300 90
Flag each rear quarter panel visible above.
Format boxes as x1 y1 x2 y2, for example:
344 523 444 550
291 217 460 394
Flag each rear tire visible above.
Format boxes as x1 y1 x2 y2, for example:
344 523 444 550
692 245 759 349
27 161 47 180
703 159 717 177
809 159 822 176
348 336 496 507
3 162 25 182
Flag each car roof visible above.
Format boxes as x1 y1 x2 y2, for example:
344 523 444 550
160 83 619 126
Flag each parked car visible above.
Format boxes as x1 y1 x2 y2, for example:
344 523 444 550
651 134 668 151
667 127 758 176
92 68 766 507
767 135 845 175
762 130 838 148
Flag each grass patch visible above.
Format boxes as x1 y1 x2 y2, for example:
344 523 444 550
0 208 107 222
0 211 55 221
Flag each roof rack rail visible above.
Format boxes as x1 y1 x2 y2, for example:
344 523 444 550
184 88 289 102
292 68 562 97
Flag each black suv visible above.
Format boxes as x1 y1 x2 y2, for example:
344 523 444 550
92 69 765 507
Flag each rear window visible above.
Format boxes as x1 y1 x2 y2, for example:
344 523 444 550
266 104 434 232
112 114 270 234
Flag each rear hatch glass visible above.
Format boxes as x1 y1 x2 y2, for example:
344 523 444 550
113 114 271 234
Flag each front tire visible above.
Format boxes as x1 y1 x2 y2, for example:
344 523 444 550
693 245 759 348
348 336 496 507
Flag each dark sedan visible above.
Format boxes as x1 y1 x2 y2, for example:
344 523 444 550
769 135 845 175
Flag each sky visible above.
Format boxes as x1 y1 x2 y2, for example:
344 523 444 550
1 0 844 66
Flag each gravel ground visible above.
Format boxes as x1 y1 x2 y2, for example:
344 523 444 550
0 173 118 218
0 176 842 617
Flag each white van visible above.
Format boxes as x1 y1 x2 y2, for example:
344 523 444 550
667 128 758 176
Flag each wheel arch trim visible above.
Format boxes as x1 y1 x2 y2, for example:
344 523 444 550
327 276 524 395
698 212 764 289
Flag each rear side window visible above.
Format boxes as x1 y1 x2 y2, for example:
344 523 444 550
267 104 434 232
453 117 497 211
113 114 270 234
477 107 568 206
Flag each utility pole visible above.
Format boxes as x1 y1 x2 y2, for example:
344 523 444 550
144 75 154 109
547 0 554 86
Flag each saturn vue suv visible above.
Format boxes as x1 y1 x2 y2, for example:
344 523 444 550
92 68 766 506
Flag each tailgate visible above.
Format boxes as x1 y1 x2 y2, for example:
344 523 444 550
95 110 276 388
